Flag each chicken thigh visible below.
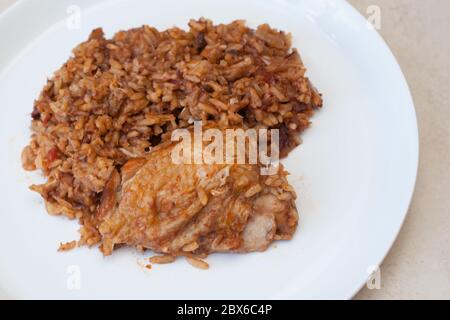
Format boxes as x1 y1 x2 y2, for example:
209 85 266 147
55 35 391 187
97 140 298 256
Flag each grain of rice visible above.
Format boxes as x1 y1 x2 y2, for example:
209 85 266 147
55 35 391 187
197 188 209 206
149 255 176 264
277 192 292 201
182 242 200 252
245 184 263 198
186 257 210 270
209 98 229 111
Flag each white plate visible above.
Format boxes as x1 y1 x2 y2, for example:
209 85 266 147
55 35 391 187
0 0 418 299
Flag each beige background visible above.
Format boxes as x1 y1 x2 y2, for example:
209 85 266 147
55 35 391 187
348 0 450 299
0 0 449 299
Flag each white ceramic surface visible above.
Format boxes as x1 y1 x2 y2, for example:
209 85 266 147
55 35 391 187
0 0 418 299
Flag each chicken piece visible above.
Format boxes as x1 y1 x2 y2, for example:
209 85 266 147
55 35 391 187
97 141 298 256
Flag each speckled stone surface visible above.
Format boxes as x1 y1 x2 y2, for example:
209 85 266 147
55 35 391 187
348 0 450 300
0 0 449 299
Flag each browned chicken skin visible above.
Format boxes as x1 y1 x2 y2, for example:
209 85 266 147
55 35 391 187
97 140 298 256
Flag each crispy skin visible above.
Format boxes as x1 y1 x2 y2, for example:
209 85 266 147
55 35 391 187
98 142 298 256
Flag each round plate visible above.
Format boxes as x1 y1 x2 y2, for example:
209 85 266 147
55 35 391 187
0 0 418 299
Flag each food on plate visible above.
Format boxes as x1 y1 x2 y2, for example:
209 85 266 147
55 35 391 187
21 18 322 259
97 136 298 257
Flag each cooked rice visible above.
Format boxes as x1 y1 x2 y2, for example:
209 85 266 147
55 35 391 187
21 18 322 247
58 240 77 252
186 257 210 270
